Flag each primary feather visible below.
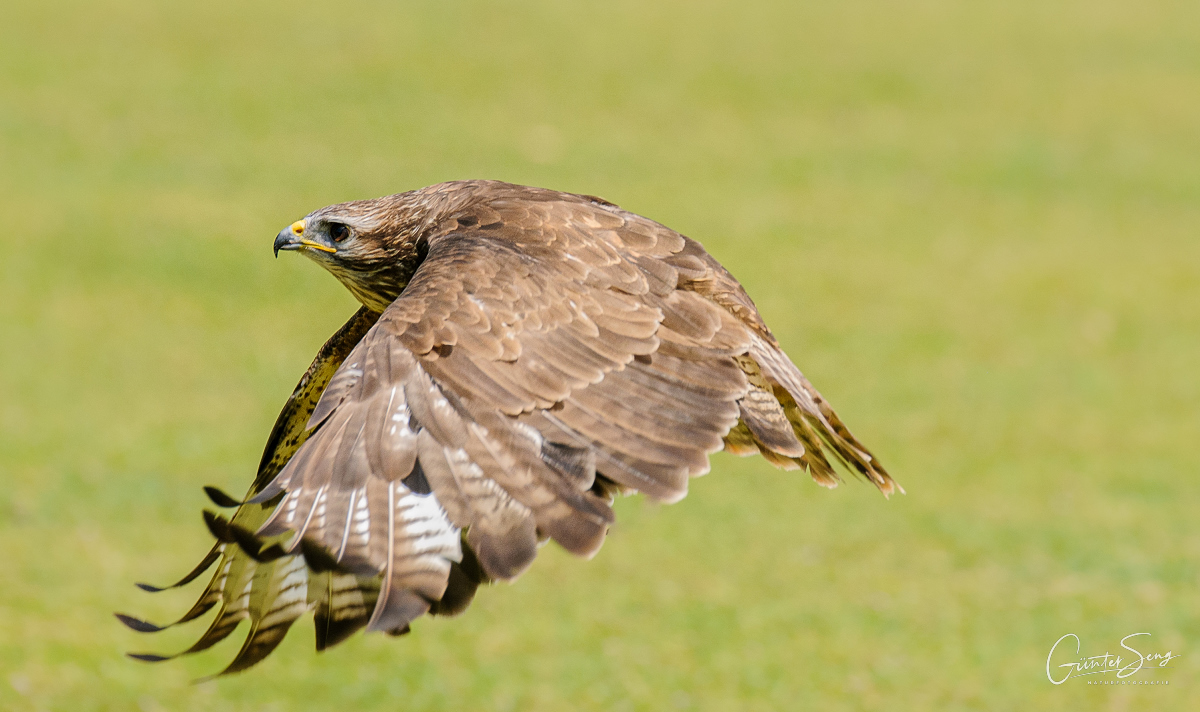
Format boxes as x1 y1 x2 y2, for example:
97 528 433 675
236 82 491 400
120 180 897 674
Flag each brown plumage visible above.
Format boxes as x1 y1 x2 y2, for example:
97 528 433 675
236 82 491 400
119 180 898 674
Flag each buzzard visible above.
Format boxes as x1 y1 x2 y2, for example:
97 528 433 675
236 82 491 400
119 180 898 675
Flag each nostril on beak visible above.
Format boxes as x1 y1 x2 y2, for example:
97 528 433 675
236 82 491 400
290 221 305 236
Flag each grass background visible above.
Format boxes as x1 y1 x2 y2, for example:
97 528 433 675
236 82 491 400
2 0 1198 709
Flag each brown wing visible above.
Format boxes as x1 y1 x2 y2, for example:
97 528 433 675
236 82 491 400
121 187 895 675
115 307 439 675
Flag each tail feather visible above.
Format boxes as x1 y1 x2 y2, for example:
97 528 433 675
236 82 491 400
725 336 899 496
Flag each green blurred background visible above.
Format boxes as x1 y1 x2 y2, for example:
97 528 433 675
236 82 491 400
2 0 1198 709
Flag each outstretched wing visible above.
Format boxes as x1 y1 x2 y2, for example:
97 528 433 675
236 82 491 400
121 188 895 674
115 306 455 674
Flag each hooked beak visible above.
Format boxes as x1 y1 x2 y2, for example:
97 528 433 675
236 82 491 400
274 220 336 257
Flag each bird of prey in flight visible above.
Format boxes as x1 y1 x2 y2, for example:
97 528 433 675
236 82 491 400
119 180 897 675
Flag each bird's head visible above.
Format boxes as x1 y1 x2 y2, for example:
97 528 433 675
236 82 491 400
273 195 427 312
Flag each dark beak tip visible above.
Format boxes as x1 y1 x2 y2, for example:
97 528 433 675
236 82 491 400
273 229 295 258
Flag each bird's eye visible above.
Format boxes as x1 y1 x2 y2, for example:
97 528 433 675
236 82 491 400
328 223 350 242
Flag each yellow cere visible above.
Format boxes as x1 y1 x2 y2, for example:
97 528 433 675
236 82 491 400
290 220 305 235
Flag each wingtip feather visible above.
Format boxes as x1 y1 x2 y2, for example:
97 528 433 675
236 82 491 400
203 485 243 508
126 652 172 663
115 613 166 633
202 510 233 542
